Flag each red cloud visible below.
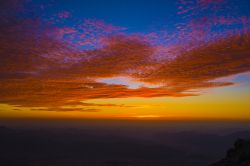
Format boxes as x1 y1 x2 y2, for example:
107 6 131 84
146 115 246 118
136 33 250 92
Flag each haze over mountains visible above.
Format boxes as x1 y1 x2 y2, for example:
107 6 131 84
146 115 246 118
1 120 250 166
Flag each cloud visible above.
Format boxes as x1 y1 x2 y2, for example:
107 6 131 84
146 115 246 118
177 0 225 15
137 33 250 91
64 101 135 108
0 0 250 112
68 18 126 47
57 11 71 19
43 108 100 112
71 35 155 78
0 78 196 109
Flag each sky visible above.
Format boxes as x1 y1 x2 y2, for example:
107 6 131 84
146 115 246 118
0 0 250 120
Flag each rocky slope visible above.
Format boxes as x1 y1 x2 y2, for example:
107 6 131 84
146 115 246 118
211 139 250 166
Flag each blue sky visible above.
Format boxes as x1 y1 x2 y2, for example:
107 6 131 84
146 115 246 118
48 0 179 32
33 0 250 32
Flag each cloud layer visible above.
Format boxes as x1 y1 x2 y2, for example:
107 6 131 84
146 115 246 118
0 0 250 111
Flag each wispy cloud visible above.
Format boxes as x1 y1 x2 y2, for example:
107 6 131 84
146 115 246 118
137 33 250 91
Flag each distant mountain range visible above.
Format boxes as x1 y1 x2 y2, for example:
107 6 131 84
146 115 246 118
0 125 250 166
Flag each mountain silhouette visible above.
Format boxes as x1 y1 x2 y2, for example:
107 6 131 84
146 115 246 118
211 139 250 166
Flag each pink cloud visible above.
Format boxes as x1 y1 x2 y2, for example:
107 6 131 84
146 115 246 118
57 11 71 19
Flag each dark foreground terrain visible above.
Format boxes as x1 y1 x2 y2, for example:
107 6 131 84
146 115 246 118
0 120 250 166
212 139 250 166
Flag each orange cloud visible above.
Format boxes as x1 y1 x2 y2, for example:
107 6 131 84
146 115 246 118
64 101 135 108
0 0 250 112
137 33 250 91
1 19 249 111
0 78 195 109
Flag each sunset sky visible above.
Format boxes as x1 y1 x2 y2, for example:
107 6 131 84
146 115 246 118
0 0 250 120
